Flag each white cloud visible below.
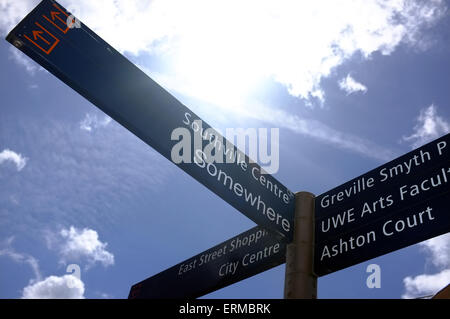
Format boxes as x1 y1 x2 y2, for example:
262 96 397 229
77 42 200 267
402 234 450 299
2 0 446 105
54 226 115 268
402 269 450 299
0 0 38 35
338 74 368 95
8 47 39 74
403 104 450 149
0 148 28 171
420 233 450 269
22 274 85 299
0 235 101 299
0 237 41 281
79 113 112 132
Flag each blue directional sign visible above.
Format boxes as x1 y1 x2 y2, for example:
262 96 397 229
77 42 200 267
6 0 295 240
128 226 286 298
315 133 450 276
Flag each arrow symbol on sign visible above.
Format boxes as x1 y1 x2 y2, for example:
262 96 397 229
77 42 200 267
24 22 60 55
50 11 67 24
50 11 59 20
32 30 50 45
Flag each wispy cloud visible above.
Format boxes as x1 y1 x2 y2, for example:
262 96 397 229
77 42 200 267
48 226 114 268
252 104 394 162
402 104 450 149
0 237 41 281
0 148 28 171
338 74 368 95
22 274 85 299
79 113 112 132
402 233 450 298
8 47 40 75
0 118 171 235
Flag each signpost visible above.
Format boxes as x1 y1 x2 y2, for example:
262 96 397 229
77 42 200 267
5 0 295 241
6 0 450 299
315 133 450 276
128 226 286 299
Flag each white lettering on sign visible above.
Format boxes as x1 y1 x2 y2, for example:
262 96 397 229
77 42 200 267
176 228 283 279
382 207 435 236
194 149 291 233
399 168 450 201
379 149 431 182
319 205 438 261
319 137 449 211
320 177 375 209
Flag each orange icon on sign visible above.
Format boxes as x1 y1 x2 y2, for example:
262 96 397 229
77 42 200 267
42 3 70 34
24 22 59 55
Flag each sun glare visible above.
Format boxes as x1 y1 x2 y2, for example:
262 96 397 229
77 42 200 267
168 2 275 109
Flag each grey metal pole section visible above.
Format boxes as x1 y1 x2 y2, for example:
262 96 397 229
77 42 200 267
284 191 317 299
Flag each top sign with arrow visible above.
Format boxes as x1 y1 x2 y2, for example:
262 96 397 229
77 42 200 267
6 0 296 241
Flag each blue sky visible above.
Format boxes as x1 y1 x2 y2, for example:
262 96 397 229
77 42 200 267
0 0 450 299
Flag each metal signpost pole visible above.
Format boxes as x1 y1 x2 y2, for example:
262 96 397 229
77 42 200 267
284 191 317 299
